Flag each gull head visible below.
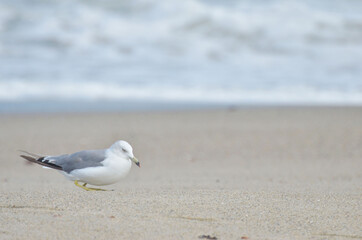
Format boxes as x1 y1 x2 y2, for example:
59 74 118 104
110 140 140 167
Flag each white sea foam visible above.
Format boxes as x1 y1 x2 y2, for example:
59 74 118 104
1 80 361 105
0 0 361 107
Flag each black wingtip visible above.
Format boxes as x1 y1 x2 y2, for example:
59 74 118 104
20 155 62 171
20 155 37 163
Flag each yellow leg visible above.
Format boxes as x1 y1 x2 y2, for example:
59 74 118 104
87 187 107 191
74 180 107 191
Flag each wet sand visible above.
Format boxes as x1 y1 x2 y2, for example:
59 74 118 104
0 107 361 239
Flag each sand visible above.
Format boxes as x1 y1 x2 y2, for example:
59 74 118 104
0 107 361 240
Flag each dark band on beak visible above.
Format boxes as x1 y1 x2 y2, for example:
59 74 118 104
131 156 140 168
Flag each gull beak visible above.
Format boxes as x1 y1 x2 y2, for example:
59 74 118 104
131 157 140 167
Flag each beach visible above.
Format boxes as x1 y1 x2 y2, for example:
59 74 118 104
0 107 361 240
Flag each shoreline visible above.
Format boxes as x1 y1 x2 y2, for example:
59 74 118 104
1 100 362 114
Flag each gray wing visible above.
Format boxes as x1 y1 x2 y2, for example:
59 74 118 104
47 149 106 173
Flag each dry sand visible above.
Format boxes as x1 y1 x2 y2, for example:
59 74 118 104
0 107 361 240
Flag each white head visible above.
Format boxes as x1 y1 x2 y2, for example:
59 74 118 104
109 140 140 167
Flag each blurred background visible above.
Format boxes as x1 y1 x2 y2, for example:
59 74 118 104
0 0 361 113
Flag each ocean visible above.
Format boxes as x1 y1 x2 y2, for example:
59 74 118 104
0 0 362 112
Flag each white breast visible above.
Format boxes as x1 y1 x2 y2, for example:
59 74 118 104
63 154 132 186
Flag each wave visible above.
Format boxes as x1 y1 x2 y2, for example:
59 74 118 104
0 0 362 107
1 0 361 58
1 80 361 105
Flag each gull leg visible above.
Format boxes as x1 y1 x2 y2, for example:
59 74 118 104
74 180 108 191
74 180 93 191
87 186 108 191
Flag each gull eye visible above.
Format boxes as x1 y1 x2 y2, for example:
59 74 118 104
122 148 127 153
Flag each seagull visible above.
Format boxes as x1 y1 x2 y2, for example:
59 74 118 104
19 140 140 191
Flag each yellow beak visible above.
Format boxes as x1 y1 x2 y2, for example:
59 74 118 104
131 157 140 167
